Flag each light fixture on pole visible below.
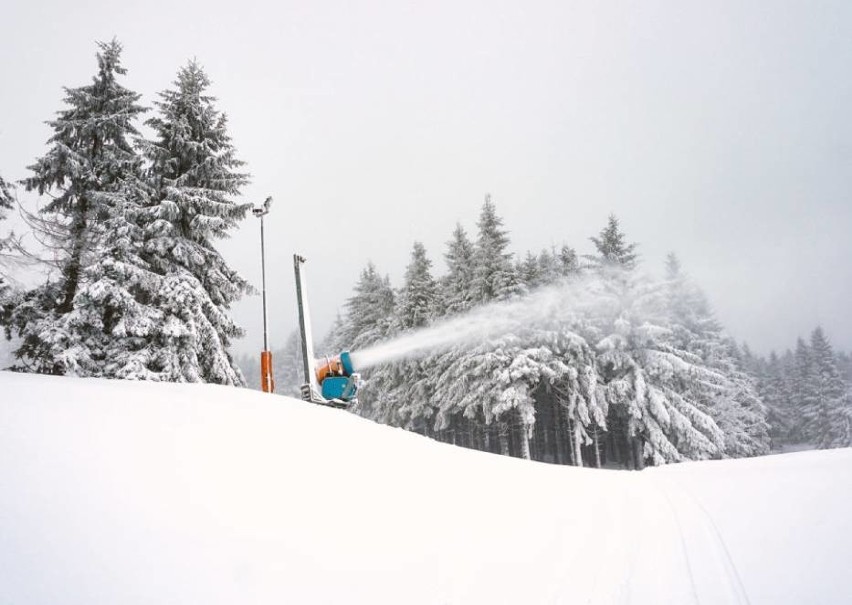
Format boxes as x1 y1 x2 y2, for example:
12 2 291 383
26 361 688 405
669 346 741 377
253 196 274 393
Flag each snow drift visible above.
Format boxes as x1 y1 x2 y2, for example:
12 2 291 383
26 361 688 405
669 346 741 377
1 371 850 604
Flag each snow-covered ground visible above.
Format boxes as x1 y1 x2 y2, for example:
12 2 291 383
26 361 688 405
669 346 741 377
1 372 850 605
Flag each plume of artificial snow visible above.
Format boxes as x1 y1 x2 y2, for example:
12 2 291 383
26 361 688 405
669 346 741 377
349 274 614 370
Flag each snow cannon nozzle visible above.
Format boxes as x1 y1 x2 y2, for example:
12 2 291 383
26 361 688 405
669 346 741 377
314 351 355 383
340 351 355 375
312 350 361 404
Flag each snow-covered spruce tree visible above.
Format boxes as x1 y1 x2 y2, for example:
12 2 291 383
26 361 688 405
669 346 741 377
535 315 603 466
662 253 769 458
588 225 724 467
760 351 793 449
802 327 847 447
417 223 479 444
471 194 523 304
10 40 150 375
535 248 559 286
519 251 543 290
141 60 251 385
711 340 771 457
339 261 396 351
438 223 476 317
460 196 530 450
787 338 814 444
558 245 580 277
398 242 437 330
586 213 638 270
61 177 171 379
349 246 434 428
393 242 440 430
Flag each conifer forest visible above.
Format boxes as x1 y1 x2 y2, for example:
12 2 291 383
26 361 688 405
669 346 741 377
3 41 851 470
246 198 852 468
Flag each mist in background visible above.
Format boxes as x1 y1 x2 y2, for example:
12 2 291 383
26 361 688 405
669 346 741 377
1 0 850 356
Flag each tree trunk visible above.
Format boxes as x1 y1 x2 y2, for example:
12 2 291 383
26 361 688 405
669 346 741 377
566 418 576 466
58 197 90 314
553 405 565 465
573 420 584 467
633 437 645 470
626 434 636 470
519 420 531 460
593 426 602 468
498 422 510 456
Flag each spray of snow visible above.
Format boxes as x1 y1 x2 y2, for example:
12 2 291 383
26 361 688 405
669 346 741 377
350 275 609 370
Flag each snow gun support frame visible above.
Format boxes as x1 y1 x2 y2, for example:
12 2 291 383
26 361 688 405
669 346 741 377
294 254 361 408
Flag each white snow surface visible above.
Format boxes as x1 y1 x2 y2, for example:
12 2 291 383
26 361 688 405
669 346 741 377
1 372 850 605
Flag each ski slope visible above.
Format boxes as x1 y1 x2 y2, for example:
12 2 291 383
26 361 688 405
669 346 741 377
1 372 850 604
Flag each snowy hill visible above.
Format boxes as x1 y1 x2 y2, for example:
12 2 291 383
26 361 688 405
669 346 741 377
1 372 850 604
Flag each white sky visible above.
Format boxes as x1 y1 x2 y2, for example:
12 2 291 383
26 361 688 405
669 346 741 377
1 0 851 357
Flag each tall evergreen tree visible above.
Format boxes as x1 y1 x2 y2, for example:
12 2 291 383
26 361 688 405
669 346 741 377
10 40 148 375
593 263 724 466
761 351 792 448
398 242 437 330
340 262 396 350
558 245 580 276
471 194 522 303
380 243 440 430
803 327 846 446
440 223 476 316
588 214 638 270
519 251 543 289
141 60 251 385
788 338 813 443
662 253 769 457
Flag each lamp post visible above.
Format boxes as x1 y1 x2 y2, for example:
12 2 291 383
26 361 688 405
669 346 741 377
253 196 274 393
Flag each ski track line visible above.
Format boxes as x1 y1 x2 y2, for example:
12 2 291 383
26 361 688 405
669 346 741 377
652 474 751 605
587 479 632 605
635 472 704 605
671 479 751 605
655 481 701 605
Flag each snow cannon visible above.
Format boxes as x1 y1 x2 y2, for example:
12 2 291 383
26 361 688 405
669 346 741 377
314 351 360 402
294 254 361 408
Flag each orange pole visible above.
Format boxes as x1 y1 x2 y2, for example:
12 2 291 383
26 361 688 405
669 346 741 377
260 350 275 393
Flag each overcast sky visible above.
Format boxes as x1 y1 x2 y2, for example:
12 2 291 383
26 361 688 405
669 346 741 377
2 0 851 358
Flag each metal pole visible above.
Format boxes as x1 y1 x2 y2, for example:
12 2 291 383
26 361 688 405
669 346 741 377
260 213 269 352
294 254 313 386
253 197 274 393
